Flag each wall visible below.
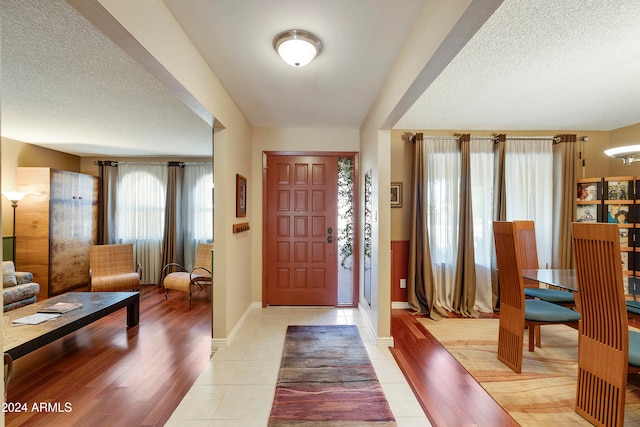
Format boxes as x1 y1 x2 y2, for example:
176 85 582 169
1 138 80 236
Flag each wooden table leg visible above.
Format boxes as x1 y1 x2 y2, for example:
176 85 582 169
127 294 140 327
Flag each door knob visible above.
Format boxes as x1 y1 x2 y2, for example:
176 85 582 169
327 235 333 243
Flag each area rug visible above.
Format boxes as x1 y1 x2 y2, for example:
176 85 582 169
418 318 640 426
268 325 397 426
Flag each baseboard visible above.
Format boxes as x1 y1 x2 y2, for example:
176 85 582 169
392 301 410 309
357 303 395 348
210 301 262 355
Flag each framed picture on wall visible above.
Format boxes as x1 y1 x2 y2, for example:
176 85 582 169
390 182 403 208
236 174 247 217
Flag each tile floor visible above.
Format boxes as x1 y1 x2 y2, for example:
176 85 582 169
166 306 430 426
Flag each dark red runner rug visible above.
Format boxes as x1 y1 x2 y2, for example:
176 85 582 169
268 325 397 426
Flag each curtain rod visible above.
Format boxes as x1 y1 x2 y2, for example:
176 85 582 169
408 134 590 143
93 161 211 166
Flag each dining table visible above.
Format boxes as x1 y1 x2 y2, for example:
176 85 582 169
522 268 577 292
523 268 640 318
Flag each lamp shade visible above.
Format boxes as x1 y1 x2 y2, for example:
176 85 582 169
2 191 26 203
273 29 322 67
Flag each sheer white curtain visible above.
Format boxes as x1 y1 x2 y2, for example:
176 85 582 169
469 138 495 312
182 163 213 269
424 138 460 312
116 163 168 284
505 139 554 267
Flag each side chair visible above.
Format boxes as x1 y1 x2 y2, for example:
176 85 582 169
493 221 580 373
571 222 640 427
89 244 142 292
162 243 213 305
514 220 575 307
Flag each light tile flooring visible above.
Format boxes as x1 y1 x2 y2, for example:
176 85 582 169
166 307 431 426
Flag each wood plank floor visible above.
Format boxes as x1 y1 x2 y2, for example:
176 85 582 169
5 285 212 427
390 309 519 427
5 289 547 426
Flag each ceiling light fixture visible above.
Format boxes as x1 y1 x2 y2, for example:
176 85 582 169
604 145 640 165
273 29 322 67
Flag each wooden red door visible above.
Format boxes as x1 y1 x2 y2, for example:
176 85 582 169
266 155 337 305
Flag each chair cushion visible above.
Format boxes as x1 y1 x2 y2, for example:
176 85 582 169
524 288 575 303
627 301 640 316
629 330 640 368
91 273 140 292
525 299 581 322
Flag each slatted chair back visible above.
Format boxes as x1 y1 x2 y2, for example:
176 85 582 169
572 222 629 427
514 220 574 307
514 220 539 288
493 221 526 373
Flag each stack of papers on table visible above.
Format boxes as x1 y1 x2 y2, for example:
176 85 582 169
37 302 83 314
12 313 61 325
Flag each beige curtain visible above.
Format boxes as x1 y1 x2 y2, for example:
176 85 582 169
160 162 185 281
553 134 577 268
407 133 442 319
491 134 507 309
453 134 478 317
98 161 118 245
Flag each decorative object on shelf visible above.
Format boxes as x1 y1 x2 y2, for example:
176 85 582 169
236 174 247 218
273 29 322 67
2 191 26 262
390 182 403 208
604 145 640 165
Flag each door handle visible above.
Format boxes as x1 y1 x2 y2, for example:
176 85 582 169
327 235 333 243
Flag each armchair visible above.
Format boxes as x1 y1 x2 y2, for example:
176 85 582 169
162 243 213 304
89 244 141 292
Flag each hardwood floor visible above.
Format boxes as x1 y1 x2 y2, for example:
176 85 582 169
5 289 547 426
5 285 212 427
390 309 519 427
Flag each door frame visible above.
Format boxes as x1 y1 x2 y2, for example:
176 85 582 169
262 151 360 307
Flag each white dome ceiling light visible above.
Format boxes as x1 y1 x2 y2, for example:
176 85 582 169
273 29 322 67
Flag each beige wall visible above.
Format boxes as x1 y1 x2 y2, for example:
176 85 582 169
1 138 80 236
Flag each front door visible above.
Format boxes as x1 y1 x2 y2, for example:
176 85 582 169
266 155 337 305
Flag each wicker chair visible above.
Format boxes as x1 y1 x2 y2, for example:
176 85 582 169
514 220 575 307
89 244 142 292
572 222 640 427
162 243 213 304
493 221 580 373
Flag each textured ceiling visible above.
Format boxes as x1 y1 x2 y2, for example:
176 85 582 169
162 0 426 129
2 0 639 158
396 0 640 131
0 0 212 157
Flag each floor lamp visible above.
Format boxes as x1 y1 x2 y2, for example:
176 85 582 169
2 191 27 263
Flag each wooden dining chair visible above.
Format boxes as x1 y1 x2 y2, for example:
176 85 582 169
493 221 580 373
514 220 575 307
571 222 640 427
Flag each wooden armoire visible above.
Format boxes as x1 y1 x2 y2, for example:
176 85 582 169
15 167 99 299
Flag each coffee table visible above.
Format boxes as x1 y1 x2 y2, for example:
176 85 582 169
3 292 139 360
